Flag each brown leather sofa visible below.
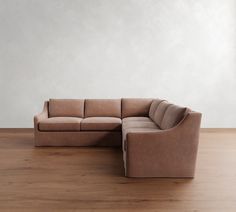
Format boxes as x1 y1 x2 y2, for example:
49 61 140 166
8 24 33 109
34 98 202 178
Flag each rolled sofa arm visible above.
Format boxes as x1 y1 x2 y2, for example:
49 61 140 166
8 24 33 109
34 101 49 131
125 112 202 177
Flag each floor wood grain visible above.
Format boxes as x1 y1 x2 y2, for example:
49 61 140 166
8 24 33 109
0 129 236 211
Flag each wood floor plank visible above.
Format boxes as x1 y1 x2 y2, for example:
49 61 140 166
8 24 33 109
0 129 236 211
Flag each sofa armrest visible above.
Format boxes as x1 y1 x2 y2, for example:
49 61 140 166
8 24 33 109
34 101 49 130
125 112 202 177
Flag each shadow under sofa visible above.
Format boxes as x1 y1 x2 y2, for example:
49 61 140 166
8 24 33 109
34 98 202 177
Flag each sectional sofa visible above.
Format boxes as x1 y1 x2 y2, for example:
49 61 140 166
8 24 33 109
34 98 202 177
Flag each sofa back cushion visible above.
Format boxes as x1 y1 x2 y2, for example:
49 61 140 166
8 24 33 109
160 105 187 129
152 101 172 127
149 99 165 120
85 99 121 118
122 98 153 118
49 99 84 118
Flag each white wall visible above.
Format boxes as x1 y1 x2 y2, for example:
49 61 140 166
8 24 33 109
0 0 236 128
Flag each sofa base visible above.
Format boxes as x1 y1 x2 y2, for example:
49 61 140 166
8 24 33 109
35 131 121 147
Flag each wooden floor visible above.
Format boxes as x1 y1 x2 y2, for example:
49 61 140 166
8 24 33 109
0 129 236 211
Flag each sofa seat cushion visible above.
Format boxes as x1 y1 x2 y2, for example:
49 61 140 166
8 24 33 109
81 117 122 131
39 117 82 131
122 117 151 123
122 120 157 130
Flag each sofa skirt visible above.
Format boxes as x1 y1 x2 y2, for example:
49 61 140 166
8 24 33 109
35 131 121 147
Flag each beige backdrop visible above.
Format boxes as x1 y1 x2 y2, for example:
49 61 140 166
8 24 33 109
0 0 235 127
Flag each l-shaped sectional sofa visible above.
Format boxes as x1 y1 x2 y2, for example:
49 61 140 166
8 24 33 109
34 98 202 177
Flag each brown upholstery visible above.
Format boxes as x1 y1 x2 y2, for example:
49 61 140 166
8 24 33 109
81 117 121 131
123 127 160 151
34 101 49 125
122 117 151 123
152 101 172 127
34 98 202 178
85 99 121 118
39 117 82 131
149 99 165 120
122 116 159 151
124 112 202 177
122 98 153 118
35 131 121 147
121 116 158 152
161 105 187 129
122 121 157 130
49 99 84 118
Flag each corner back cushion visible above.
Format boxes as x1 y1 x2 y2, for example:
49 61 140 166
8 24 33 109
85 99 121 118
152 101 172 127
160 105 187 129
122 98 153 118
49 99 84 117
149 99 165 120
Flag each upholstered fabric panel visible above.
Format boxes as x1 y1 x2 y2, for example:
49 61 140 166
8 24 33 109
122 127 160 151
35 131 121 147
124 112 202 177
81 117 121 131
122 117 151 123
160 105 187 129
122 121 157 130
49 99 84 118
122 98 153 118
85 99 121 118
34 101 49 128
39 117 82 131
122 118 160 151
149 99 165 120
152 101 172 127
122 126 160 138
